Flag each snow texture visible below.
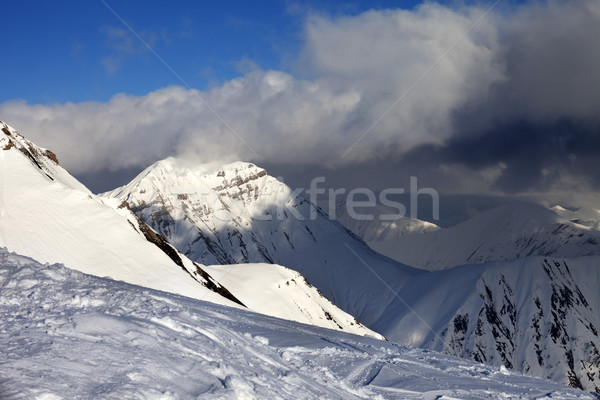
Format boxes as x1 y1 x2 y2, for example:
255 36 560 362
1 248 596 400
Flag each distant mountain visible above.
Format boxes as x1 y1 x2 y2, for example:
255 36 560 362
0 121 380 337
379 256 600 392
104 157 423 327
329 201 440 242
368 202 600 270
551 205 600 230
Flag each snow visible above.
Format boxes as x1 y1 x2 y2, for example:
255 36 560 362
4 121 600 394
551 205 600 230
103 155 600 391
1 248 595 400
202 263 382 338
0 123 231 306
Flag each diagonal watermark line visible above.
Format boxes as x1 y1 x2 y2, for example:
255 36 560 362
340 0 503 160
99 0 260 158
344 242 448 349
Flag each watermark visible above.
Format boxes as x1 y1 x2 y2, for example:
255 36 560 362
207 176 439 223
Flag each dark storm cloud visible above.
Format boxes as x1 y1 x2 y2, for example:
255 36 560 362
413 119 600 194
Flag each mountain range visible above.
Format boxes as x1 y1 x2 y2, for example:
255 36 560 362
367 202 600 270
2 120 600 394
0 120 380 337
103 157 422 327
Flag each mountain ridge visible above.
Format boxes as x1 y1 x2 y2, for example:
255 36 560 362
368 202 600 270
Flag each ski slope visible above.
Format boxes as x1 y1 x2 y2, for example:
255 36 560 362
1 248 595 400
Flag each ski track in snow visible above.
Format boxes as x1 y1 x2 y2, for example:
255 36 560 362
1 249 597 400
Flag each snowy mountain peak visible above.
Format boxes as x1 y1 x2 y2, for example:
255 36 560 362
331 200 441 242
0 121 244 307
106 158 279 223
105 156 421 329
119 157 268 194
1 120 57 165
1 120 89 192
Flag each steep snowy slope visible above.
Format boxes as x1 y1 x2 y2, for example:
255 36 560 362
0 121 379 337
1 248 595 400
0 121 235 305
369 202 600 270
330 201 440 242
203 263 370 333
377 256 600 392
104 157 423 326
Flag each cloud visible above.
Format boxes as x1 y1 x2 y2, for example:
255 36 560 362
1 1 599 200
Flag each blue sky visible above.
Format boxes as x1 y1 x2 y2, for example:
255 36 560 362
3 0 452 104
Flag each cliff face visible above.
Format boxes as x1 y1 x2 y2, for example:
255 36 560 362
384 256 600 392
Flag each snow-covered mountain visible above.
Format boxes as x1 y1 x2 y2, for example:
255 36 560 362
368 202 600 270
329 200 440 242
104 157 423 327
2 248 595 399
378 256 600 392
105 156 600 391
5 120 600 392
552 205 600 230
0 121 379 337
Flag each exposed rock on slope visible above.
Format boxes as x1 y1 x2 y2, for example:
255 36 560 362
380 256 600 392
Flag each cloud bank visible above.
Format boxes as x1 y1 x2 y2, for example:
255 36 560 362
1 1 599 198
